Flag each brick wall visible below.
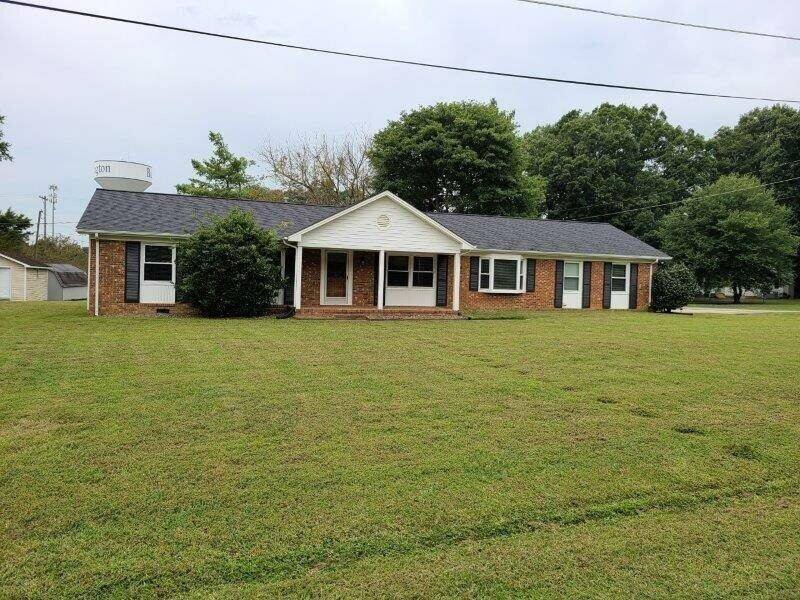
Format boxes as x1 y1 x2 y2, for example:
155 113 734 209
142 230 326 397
636 263 651 310
459 257 556 310
352 251 376 307
589 261 605 309
458 257 654 312
88 239 197 317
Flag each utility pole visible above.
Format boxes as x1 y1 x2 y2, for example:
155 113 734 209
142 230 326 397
38 185 58 239
34 210 42 247
39 194 47 238
48 185 58 237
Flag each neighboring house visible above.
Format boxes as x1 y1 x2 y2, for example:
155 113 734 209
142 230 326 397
76 189 670 317
0 250 51 301
47 263 88 301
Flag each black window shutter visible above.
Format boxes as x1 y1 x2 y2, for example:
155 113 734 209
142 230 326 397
603 262 612 309
526 259 535 292
554 260 564 308
124 241 140 303
469 256 479 291
373 252 379 306
582 261 591 308
436 255 449 307
629 263 639 309
284 247 295 306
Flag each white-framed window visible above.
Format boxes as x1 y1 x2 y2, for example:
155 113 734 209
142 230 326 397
478 255 525 293
143 244 175 283
387 255 410 287
611 263 628 292
412 256 434 288
387 254 435 288
563 261 580 291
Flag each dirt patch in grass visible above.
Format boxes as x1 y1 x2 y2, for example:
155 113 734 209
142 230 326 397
673 425 707 435
726 443 760 461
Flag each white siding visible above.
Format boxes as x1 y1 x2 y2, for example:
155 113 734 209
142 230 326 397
299 197 461 253
25 269 49 301
0 256 26 301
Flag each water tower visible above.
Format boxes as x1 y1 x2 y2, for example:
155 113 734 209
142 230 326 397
93 160 152 192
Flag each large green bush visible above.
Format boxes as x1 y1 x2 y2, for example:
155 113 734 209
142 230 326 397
176 209 284 317
650 262 698 312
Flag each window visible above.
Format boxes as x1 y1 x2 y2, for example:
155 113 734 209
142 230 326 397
611 263 627 292
493 259 518 290
479 259 490 289
478 256 524 293
387 255 409 287
563 261 580 291
143 245 174 282
412 256 434 287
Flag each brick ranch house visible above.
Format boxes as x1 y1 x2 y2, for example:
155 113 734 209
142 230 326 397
76 189 670 317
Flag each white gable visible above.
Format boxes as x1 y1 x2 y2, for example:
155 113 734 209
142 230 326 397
294 194 466 253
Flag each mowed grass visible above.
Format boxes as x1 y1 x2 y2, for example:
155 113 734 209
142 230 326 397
1 302 799 598
689 298 800 311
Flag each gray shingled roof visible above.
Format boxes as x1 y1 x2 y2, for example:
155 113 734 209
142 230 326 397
77 189 342 237
428 212 668 258
77 189 669 258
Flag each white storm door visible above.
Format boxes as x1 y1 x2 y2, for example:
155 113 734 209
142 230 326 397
562 261 582 309
322 250 352 305
610 263 629 309
0 267 10 299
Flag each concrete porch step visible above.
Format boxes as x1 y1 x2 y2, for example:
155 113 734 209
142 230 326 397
295 307 464 320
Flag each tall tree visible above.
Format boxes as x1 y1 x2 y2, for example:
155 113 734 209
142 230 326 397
0 115 11 162
0 208 32 251
260 131 374 206
711 105 800 296
660 175 798 303
525 103 713 244
176 131 257 198
369 100 543 216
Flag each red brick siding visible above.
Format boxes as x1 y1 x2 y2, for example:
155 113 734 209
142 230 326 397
589 261 605 309
300 248 322 307
636 263 651 310
87 239 197 316
352 251 376 307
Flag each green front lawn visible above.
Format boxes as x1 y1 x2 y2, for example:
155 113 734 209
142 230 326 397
689 298 800 310
1 303 799 597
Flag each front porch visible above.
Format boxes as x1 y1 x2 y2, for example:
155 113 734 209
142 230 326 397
294 306 464 320
285 247 462 313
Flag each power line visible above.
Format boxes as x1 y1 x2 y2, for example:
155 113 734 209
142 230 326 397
562 156 800 218
513 0 800 42
581 175 800 220
2 0 799 104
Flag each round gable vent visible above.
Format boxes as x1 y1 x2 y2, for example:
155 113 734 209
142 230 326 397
376 214 391 230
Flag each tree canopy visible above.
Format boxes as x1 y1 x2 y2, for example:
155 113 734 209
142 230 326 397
260 131 374 206
369 100 544 216
525 103 713 244
711 105 800 227
26 235 87 271
0 208 32 251
660 175 798 303
176 131 261 198
0 115 11 162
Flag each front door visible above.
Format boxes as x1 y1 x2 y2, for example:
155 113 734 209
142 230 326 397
323 251 351 305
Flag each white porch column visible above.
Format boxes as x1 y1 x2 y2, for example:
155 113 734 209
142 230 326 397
377 249 385 310
293 244 303 309
452 253 461 312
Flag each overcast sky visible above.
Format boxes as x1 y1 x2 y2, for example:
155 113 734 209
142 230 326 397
2 0 800 242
